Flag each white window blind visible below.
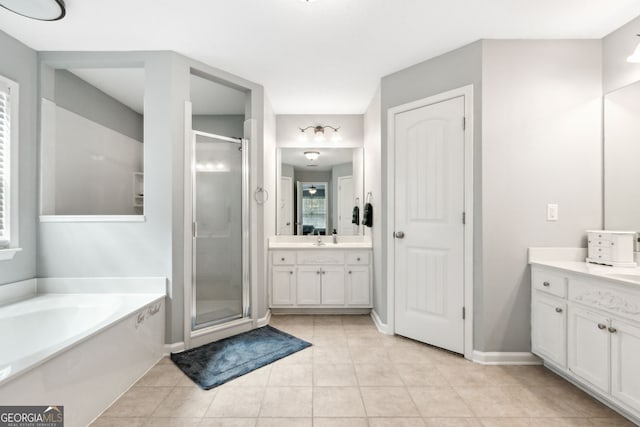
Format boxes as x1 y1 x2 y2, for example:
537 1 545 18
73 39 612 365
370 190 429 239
0 80 11 246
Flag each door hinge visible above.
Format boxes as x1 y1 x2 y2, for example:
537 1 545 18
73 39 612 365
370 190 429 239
462 212 466 225
192 222 196 238
462 117 466 130
462 306 466 319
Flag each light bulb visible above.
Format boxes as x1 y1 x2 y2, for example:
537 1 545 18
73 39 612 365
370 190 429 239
304 151 320 161
331 131 342 143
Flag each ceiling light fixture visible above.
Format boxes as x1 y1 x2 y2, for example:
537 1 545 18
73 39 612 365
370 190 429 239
304 151 320 161
308 185 317 195
298 125 341 143
628 34 640 63
0 0 66 21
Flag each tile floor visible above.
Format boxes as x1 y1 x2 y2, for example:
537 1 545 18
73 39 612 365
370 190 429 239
92 315 636 427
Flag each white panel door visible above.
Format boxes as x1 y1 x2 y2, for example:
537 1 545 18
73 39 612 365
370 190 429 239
297 267 321 305
321 267 345 305
279 176 294 235
531 292 566 367
337 175 354 235
272 267 296 306
611 319 640 409
347 267 371 306
394 96 465 353
568 306 610 392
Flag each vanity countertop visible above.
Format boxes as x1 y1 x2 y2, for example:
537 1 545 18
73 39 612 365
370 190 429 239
269 236 372 250
529 247 640 286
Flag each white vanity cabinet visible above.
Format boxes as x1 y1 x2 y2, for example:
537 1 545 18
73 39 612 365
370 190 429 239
531 264 640 424
269 248 372 309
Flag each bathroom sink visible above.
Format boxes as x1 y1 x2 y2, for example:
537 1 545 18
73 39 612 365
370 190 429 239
268 241 372 249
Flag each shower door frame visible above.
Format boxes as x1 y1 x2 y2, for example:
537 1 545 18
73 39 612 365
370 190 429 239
182 114 253 349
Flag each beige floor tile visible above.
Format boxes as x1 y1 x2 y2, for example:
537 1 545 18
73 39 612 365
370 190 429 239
340 315 374 326
259 387 312 417
525 385 615 418
272 347 313 365
313 346 352 364
408 386 474 418
145 418 201 426
314 315 344 325
454 385 532 417
395 363 449 386
89 417 146 426
102 386 173 417
479 419 591 427
310 335 349 347
198 419 256 427
313 418 368 427
500 365 567 387
152 386 216 418
135 363 184 387
368 418 426 426
313 386 366 417
436 364 519 387
387 346 439 364
205 387 265 418
589 417 638 426
347 336 383 347
223 365 272 387
349 346 391 364
360 386 420 417
313 363 358 386
270 315 314 327
424 419 483 427
255 418 312 427
268 363 312 386
354 363 404 386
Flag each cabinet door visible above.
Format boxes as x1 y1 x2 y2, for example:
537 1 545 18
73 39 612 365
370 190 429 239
272 267 296 306
568 305 610 392
321 267 345 305
346 266 371 306
297 267 321 305
611 319 640 409
531 292 566 367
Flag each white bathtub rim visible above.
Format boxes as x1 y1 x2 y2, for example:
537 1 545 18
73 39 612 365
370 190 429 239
0 293 165 388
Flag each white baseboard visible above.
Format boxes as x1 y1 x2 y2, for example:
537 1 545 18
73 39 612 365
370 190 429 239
257 309 272 327
370 309 393 335
164 342 185 355
472 350 542 365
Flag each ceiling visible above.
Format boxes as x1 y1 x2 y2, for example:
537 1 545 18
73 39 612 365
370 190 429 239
281 147 354 171
3 0 640 114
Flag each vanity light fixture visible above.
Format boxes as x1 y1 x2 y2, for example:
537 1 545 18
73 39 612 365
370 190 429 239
298 125 341 143
628 34 640 63
308 185 318 195
304 151 320 161
0 0 66 21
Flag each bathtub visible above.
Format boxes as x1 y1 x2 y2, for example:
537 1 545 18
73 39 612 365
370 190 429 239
0 278 166 427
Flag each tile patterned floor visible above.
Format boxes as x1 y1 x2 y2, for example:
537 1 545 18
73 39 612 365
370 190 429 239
92 315 636 427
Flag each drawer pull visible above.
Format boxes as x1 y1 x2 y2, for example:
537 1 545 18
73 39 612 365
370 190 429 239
281 257 285 261
555 307 563 313
608 327 617 334
597 323 607 330
543 282 550 287
289 271 293 275
357 257 361 261
316 271 320 275
348 271 352 274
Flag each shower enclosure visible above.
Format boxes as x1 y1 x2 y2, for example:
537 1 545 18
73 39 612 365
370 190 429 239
190 130 249 330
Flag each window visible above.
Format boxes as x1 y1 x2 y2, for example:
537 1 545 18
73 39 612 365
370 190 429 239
0 76 18 250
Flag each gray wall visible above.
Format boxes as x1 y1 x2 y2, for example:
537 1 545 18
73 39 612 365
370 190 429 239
36 51 266 344
481 40 602 352
0 31 37 285
380 41 483 330
53 69 143 142
192 115 244 138
603 15 640 94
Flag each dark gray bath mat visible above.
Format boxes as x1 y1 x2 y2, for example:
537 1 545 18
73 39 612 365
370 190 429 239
170 325 311 389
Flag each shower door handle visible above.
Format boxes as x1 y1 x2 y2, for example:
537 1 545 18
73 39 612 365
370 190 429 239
192 222 197 238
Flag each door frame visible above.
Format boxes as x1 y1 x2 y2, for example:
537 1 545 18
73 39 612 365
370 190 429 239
386 85 474 360
337 175 354 235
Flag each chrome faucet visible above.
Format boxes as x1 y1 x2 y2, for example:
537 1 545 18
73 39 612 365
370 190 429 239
314 229 325 246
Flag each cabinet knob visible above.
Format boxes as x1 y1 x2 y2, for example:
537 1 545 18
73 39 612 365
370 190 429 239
597 323 607 330
608 327 617 334
357 257 361 261
543 282 550 287
281 257 285 261
322 271 325 275
348 271 352 274
289 271 293 275
555 307 563 313
316 271 320 275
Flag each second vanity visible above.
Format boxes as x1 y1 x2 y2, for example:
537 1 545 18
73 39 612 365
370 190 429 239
268 236 372 311
530 248 640 424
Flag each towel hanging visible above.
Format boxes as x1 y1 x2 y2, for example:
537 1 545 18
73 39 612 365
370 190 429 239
352 205 360 225
362 202 373 227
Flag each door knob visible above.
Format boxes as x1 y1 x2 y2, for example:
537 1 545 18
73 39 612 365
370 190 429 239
608 327 617 334
394 231 405 239
543 282 550 287
286 222 291 226
597 323 607 330
555 307 563 313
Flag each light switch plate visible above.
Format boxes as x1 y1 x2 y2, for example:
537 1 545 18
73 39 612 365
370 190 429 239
547 204 558 221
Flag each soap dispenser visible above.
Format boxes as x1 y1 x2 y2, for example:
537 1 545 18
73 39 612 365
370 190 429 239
332 229 338 244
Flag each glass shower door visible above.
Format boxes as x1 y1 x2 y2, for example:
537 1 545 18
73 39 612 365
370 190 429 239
192 131 248 329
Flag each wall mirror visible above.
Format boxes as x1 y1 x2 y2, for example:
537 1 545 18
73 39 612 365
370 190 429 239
604 79 640 232
277 147 363 236
40 66 145 216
